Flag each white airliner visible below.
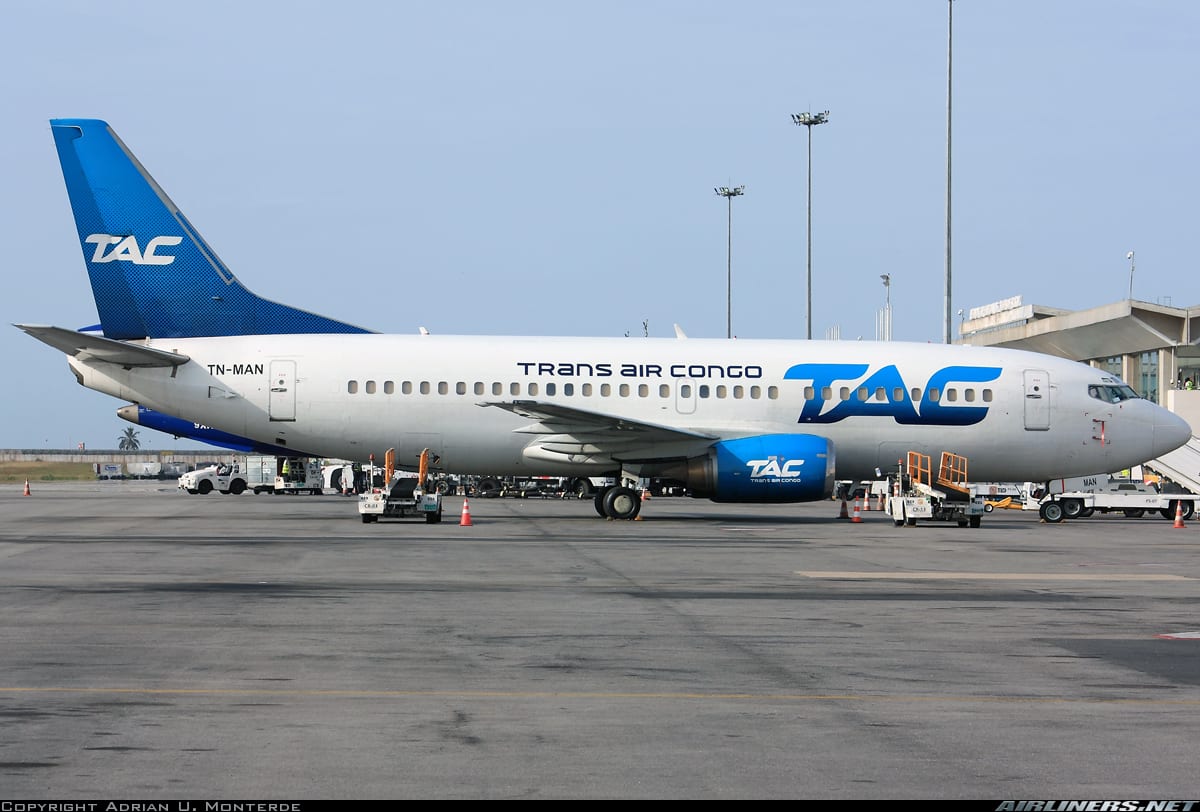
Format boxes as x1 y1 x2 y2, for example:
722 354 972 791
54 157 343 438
17 119 1192 519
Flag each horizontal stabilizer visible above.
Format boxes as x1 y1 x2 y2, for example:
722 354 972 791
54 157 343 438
15 324 189 367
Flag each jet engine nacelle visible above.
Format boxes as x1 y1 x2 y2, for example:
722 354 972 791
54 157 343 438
670 434 836 503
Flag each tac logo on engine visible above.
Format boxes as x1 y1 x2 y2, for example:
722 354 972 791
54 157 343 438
746 456 805 480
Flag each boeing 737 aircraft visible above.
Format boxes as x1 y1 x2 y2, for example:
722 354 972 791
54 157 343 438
18 119 1192 519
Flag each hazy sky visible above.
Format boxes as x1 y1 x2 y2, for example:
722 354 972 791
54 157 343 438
2 1 1197 450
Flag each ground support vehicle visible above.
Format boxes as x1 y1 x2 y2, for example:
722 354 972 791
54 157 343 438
358 448 443 524
178 461 248 495
886 451 987 528
252 456 324 495
1035 486 1200 523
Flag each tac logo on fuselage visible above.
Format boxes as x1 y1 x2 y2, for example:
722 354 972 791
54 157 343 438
784 363 1002 426
746 456 805 481
84 234 182 265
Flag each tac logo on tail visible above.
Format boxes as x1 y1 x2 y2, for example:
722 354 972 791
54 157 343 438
84 234 182 265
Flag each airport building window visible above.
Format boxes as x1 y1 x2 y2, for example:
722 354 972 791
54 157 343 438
366 380 377 394
767 386 778 399
402 381 413 395
582 383 593 396
420 381 431 395
347 380 358 394
384 381 395 395
1140 351 1159 403
546 383 556 396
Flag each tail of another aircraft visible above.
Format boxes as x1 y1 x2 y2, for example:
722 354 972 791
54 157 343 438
50 119 370 340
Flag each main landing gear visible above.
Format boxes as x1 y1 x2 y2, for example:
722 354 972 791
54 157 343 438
594 485 642 520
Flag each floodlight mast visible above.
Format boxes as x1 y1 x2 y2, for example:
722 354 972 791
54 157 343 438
792 111 829 340
714 185 745 339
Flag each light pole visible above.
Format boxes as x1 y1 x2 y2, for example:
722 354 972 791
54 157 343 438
792 111 829 340
879 274 892 341
714 185 744 339
944 0 954 345
1127 251 1135 300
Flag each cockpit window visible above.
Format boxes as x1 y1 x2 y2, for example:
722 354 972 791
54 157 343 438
1088 384 1139 403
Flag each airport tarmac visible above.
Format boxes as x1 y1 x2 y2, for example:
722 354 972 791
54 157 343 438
2 482 1199 799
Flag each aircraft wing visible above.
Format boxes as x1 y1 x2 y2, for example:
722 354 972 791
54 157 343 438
482 399 717 450
15 324 190 368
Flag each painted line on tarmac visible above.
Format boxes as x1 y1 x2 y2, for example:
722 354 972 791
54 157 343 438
795 571 1192 581
0 686 1199 705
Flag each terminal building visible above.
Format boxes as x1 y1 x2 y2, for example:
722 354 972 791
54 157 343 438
959 295 1200 453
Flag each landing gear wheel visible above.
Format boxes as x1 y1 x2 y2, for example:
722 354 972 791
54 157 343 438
1040 501 1065 523
1061 499 1083 519
594 487 611 518
603 487 641 520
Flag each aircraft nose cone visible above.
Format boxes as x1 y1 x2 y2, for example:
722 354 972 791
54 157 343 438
1153 409 1192 457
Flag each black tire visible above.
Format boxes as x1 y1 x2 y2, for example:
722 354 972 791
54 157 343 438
1062 499 1084 519
957 519 968 527
361 514 372 524
1123 509 1145 518
425 508 443 524
187 488 198 495
573 479 591 499
603 486 641 520
594 488 611 518
969 516 981 528
1040 502 1065 523
983 503 994 513
1079 507 1094 518
198 480 213 495
229 479 246 495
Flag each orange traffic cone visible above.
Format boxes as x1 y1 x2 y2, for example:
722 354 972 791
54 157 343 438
459 498 473 527
837 499 849 520
641 488 650 502
23 479 31 496
850 498 863 523
1173 500 1186 529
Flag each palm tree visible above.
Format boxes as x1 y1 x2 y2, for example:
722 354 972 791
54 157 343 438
118 427 141 451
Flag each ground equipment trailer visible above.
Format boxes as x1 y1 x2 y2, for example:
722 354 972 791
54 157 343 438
887 451 988 528
1035 483 1200 523
358 448 443 524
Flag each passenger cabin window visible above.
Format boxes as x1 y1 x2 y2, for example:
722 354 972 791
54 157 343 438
365 380 377 394
347 380 358 394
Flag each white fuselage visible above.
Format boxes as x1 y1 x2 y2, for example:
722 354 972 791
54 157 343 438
69 334 1190 483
